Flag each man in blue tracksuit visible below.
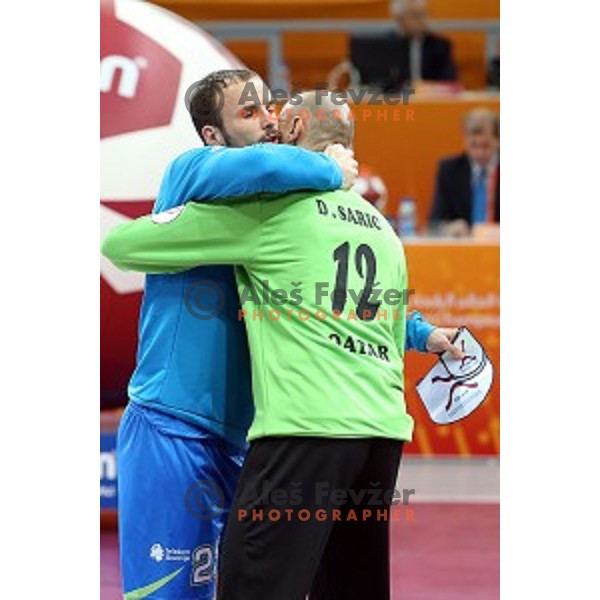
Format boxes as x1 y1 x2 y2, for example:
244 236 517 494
115 69 453 599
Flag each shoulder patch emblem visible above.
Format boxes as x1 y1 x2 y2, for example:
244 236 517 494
151 205 184 224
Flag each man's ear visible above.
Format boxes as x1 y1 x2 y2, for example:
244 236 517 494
201 125 225 146
288 116 304 144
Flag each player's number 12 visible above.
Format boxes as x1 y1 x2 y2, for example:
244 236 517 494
332 241 380 321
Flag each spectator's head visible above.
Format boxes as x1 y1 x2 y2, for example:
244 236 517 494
391 0 429 38
188 69 278 147
463 108 500 167
279 91 354 151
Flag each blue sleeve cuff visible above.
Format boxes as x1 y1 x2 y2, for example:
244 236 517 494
405 311 436 352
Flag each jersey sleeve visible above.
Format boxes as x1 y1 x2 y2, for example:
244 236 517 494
101 200 261 273
405 311 436 352
158 144 343 209
392 259 410 360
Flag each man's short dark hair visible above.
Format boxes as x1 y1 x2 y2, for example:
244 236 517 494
187 69 258 143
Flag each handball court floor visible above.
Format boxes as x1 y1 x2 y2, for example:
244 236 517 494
101 459 500 600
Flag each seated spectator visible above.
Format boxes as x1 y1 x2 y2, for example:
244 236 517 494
429 109 500 237
328 0 457 91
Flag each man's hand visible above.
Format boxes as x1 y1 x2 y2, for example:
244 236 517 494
426 328 465 359
324 144 358 190
327 61 353 89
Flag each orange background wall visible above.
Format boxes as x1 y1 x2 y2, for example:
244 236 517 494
352 96 499 227
404 242 500 456
156 0 499 20
157 0 499 90
153 0 500 225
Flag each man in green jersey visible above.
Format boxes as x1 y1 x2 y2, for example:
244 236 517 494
102 92 456 600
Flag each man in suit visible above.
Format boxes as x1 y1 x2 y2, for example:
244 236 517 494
329 0 457 91
429 108 500 237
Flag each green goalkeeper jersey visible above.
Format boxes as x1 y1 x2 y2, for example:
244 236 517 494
102 189 413 442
